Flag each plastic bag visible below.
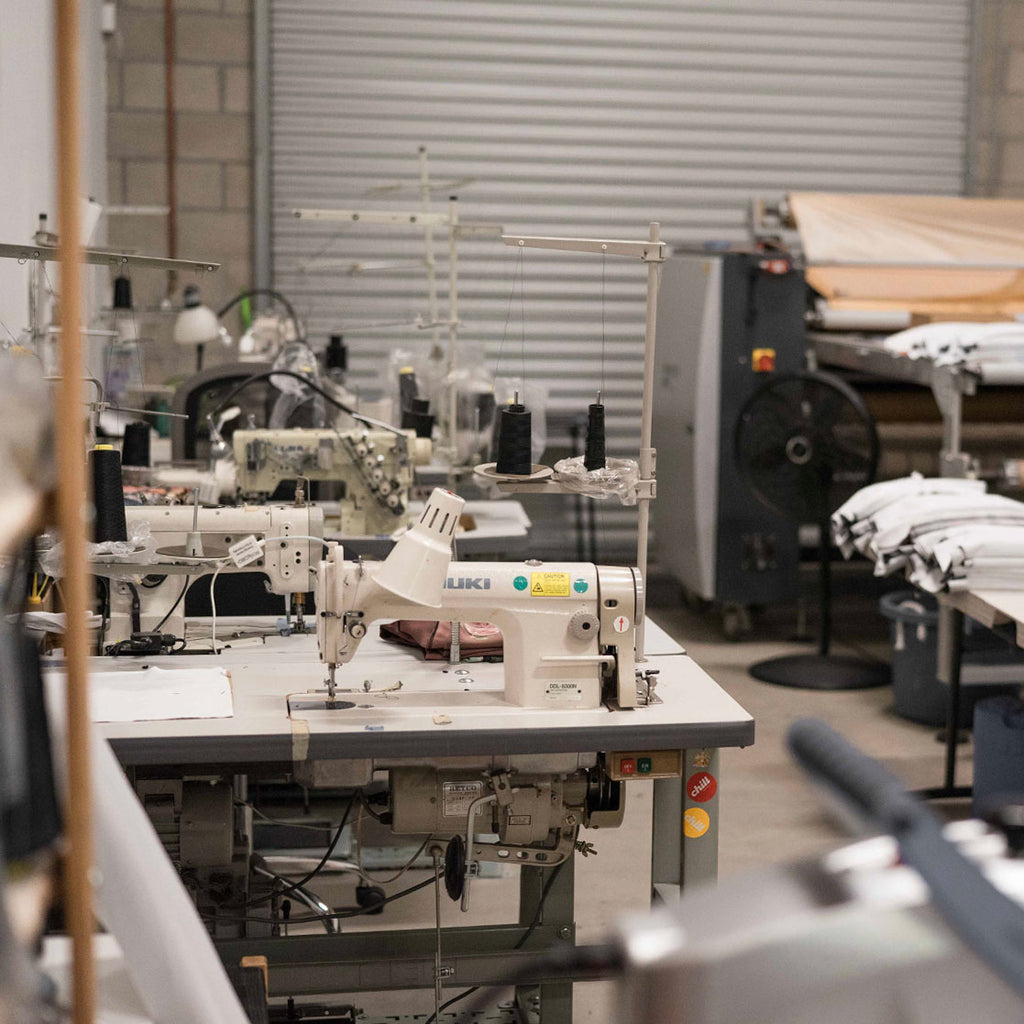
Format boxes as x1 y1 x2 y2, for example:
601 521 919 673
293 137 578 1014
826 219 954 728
552 456 640 506
40 519 157 579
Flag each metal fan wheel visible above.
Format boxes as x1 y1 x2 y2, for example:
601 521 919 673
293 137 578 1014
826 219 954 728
733 370 887 691
734 371 879 523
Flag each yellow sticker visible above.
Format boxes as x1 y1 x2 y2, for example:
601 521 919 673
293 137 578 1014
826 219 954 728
683 807 710 839
530 572 571 597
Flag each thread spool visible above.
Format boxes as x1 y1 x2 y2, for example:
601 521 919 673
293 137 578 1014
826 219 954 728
401 397 435 439
90 445 128 543
112 275 132 311
121 421 151 467
494 398 533 476
398 366 419 411
584 393 606 471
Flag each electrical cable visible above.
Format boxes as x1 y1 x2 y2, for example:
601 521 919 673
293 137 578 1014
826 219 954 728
453 942 623 1023
207 368 403 436
216 288 304 342
203 873 435 926
242 790 358 908
423 860 569 1024
153 576 190 634
208 563 228 655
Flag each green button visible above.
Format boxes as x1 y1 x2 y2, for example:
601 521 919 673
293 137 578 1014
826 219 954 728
638 757 653 774
513 575 529 591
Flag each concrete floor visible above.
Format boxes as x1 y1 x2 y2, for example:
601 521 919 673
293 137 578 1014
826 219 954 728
290 580 976 1023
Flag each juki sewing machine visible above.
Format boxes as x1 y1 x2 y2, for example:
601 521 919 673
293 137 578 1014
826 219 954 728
98 502 324 644
314 487 645 711
231 426 431 536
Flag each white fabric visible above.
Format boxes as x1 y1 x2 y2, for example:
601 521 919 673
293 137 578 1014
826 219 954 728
881 321 1024 372
834 475 1024 592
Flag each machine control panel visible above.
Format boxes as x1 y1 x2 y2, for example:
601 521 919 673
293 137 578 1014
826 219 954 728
607 750 683 780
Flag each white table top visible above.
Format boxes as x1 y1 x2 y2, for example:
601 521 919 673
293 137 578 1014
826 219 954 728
74 618 752 766
943 588 1024 648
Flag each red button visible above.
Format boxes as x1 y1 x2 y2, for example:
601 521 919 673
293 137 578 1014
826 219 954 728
620 758 636 775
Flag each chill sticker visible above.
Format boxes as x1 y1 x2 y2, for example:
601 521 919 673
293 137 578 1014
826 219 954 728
530 572 570 597
686 771 717 803
683 807 710 839
513 576 528 591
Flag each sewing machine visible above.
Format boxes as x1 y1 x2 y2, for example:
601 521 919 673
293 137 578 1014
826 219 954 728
98 502 324 644
231 427 431 536
315 488 644 710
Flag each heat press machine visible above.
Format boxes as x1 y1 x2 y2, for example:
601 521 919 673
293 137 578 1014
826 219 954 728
97 501 324 645
230 426 431 536
313 487 644 711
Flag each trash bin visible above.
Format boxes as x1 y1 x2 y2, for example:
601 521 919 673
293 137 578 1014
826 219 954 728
880 590 1023 727
973 696 1024 815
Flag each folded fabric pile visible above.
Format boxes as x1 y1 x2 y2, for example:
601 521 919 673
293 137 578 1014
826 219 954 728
379 619 503 660
832 472 1024 592
881 321 1024 373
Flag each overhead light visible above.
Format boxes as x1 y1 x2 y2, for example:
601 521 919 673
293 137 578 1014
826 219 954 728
173 284 225 347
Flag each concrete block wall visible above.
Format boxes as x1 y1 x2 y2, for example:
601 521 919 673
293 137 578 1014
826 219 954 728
972 0 1024 195
105 0 253 384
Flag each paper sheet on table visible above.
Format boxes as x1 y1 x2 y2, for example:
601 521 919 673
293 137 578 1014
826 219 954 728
90 666 233 723
790 193 1024 315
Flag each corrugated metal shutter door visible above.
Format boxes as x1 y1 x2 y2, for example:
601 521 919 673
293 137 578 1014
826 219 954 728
270 0 971 559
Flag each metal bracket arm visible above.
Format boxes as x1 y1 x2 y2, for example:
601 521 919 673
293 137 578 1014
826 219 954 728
502 234 666 261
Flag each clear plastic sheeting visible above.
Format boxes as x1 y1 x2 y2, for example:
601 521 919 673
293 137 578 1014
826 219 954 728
39 519 156 579
553 456 640 506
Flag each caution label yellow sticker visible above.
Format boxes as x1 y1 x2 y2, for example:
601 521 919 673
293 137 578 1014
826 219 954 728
530 572 571 597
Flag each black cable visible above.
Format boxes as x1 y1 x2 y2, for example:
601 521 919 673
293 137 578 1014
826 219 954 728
139 574 168 589
209 369 356 424
202 873 435 926
125 581 141 634
153 577 190 634
454 943 623 1022
216 288 304 342
243 790 358 908
424 860 568 1024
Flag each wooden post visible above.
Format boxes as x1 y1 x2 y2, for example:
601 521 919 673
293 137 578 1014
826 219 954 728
54 0 95 1020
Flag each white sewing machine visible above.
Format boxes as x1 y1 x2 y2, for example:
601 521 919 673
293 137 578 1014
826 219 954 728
98 502 324 644
231 427 431 536
316 488 644 709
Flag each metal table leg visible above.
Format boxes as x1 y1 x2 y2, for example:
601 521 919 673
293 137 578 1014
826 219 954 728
518 859 575 1024
917 603 971 800
651 749 720 902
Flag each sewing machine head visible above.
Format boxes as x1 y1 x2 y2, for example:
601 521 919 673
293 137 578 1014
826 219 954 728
316 487 643 708
230 426 431 536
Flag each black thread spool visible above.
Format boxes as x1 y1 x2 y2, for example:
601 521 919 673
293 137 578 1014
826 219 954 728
122 421 151 467
112 275 132 311
402 397 435 439
584 393 606 471
494 399 533 476
90 445 128 543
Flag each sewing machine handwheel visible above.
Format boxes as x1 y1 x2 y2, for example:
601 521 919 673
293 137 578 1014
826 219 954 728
444 835 466 902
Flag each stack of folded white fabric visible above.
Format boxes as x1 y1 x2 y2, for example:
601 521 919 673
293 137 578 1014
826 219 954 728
832 472 1024 592
881 321 1024 377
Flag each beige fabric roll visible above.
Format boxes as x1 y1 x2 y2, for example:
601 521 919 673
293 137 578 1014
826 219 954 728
789 192 1024 315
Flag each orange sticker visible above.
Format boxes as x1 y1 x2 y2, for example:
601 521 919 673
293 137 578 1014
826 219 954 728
683 807 710 839
752 348 776 373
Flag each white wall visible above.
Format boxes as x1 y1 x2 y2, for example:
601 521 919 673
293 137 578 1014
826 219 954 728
0 0 107 344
